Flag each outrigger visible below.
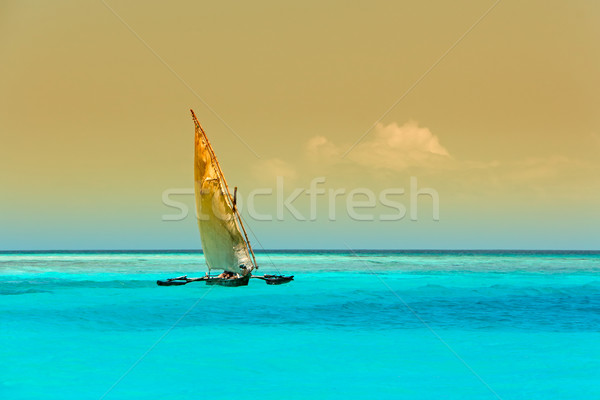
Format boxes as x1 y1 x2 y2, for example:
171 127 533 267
157 110 293 287
157 274 294 287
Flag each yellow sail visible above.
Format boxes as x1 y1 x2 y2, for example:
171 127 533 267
192 110 254 275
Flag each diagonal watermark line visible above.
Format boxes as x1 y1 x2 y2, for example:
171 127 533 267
98 286 214 400
100 0 261 159
341 0 502 158
343 243 504 400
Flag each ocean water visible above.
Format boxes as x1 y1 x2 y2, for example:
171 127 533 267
1 250 599 400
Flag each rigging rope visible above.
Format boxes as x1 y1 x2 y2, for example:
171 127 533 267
239 213 281 275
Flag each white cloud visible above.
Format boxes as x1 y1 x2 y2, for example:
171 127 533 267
306 135 340 161
306 121 451 171
301 122 599 199
251 157 297 183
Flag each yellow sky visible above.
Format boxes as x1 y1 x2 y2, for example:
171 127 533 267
1 0 599 249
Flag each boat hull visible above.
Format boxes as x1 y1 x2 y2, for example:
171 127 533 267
205 274 251 287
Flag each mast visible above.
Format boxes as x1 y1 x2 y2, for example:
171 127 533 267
190 109 258 269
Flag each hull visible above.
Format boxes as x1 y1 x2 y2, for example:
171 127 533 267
205 274 251 287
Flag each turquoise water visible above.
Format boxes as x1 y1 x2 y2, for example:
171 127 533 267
1 250 599 399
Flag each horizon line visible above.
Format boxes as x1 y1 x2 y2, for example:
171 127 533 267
1 248 599 253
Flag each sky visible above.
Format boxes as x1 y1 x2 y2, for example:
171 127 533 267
1 0 599 250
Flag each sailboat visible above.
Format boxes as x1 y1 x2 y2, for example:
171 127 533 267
157 110 293 287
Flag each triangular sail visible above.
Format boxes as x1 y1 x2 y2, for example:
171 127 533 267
192 110 255 275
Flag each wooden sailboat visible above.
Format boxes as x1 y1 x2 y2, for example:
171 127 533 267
157 110 293 287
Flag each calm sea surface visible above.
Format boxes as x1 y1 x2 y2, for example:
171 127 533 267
1 250 599 399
